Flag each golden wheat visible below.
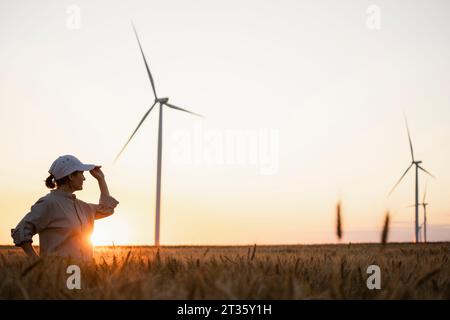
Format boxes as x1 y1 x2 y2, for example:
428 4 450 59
0 243 448 299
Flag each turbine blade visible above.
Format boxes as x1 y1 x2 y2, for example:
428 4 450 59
403 113 415 161
131 21 158 99
418 165 435 178
388 163 413 197
114 102 157 163
405 204 421 208
164 102 204 118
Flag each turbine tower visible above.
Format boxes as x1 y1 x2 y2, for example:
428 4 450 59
421 183 429 243
115 22 203 246
388 114 434 243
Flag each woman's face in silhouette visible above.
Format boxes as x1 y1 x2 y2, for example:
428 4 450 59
69 171 85 191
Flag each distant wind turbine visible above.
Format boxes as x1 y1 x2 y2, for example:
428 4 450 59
388 114 434 243
422 185 429 243
114 22 204 246
407 182 429 243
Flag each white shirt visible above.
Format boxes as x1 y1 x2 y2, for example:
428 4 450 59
11 189 119 261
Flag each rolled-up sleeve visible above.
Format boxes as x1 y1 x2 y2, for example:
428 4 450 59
11 197 51 246
89 194 119 220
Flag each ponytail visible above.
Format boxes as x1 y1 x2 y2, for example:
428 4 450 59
45 174 56 189
45 173 71 189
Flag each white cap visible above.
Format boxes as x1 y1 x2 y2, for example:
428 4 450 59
49 155 96 180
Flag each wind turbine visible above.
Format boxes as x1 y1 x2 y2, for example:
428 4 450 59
114 22 204 246
407 183 429 243
388 114 434 243
422 187 429 243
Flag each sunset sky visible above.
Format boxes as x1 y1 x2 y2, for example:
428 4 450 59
1 0 449 245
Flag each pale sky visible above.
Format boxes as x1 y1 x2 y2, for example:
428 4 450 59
1 0 449 245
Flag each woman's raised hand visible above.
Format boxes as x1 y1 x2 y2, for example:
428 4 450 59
89 166 105 180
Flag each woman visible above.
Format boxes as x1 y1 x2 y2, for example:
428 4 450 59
11 155 119 261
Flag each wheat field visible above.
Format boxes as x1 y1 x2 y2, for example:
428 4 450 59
0 243 449 299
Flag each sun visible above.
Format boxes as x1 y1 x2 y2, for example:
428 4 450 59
90 217 135 246
90 226 117 246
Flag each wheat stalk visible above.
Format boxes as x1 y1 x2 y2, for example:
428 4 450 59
336 201 342 240
250 244 257 261
381 212 390 245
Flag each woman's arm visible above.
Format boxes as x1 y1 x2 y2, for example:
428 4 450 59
97 177 110 197
11 196 51 256
20 241 39 258
89 166 119 219
90 166 109 196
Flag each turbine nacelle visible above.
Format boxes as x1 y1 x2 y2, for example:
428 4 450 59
156 97 169 104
